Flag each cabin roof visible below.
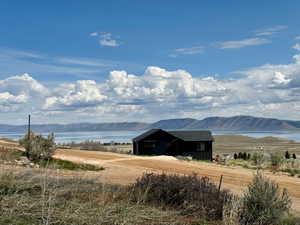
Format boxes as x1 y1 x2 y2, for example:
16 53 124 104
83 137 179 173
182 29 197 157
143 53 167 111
168 130 214 142
132 129 161 142
133 129 213 142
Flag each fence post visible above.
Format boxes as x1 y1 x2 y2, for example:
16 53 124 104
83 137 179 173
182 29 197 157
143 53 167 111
218 175 223 193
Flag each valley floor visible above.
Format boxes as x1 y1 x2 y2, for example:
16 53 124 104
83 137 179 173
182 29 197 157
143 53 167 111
1 137 300 214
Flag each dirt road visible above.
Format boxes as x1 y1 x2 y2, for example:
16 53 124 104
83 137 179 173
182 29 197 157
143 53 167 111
54 149 300 212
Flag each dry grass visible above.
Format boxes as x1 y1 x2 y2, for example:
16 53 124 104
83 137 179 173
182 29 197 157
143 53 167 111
0 168 217 225
129 173 232 220
60 141 133 154
213 135 300 155
0 146 22 162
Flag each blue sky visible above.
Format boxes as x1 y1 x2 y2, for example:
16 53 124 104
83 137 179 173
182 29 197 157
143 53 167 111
1 1 300 124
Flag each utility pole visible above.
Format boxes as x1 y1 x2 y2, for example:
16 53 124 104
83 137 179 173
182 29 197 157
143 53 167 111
28 114 31 139
26 114 31 158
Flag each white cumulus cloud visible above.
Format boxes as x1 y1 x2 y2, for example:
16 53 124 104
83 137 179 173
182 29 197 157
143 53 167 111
2 53 300 122
44 80 107 110
0 73 47 96
99 32 120 47
293 43 300 51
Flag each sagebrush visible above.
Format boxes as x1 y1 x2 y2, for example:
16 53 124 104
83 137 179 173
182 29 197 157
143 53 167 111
0 170 214 225
19 131 56 161
130 173 232 220
238 172 291 225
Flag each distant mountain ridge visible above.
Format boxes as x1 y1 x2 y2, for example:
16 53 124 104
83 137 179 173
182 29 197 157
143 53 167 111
150 116 300 131
0 115 300 133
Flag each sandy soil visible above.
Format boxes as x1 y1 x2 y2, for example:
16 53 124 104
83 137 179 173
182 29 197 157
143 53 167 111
54 149 300 212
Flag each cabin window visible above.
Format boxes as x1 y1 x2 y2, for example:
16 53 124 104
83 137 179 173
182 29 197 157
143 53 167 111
196 143 205 151
143 140 156 149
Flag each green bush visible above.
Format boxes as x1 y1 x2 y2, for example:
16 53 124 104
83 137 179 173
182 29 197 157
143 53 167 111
238 152 243 159
37 159 104 171
130 173 232 220
285 151 290 159
247 153 251 160
281 168 300 177
234 153 238 160
293 153 297 159
238 172 291 225
270 152 284 171
279 214 300 225
252 151 265 168
19 132 56 161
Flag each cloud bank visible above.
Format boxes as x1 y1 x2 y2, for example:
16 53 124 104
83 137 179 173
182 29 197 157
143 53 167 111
1 54 300 123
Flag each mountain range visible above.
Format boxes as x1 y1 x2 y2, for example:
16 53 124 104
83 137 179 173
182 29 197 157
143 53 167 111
0 115 300 133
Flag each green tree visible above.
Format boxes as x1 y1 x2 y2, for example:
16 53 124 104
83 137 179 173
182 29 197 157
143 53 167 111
238 152 243 159
285 151 290 159
19 132 56 161
234 153 238 160
247 153 251 160
292 153 297 159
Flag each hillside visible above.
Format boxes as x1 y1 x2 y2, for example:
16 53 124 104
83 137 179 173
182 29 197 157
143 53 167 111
0 115 300 132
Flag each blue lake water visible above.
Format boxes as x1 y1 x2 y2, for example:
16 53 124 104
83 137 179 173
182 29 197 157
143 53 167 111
1 130 300 143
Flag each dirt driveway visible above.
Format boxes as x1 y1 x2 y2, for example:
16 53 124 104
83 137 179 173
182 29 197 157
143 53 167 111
54 149 300 213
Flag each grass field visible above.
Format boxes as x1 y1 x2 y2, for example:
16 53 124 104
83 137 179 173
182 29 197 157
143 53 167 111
93 134 300 156
213 134 300 155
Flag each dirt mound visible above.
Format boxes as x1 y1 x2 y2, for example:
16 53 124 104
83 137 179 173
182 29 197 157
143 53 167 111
149 155 178 161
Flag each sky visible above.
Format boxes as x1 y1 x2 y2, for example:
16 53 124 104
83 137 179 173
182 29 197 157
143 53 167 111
1 1 300 124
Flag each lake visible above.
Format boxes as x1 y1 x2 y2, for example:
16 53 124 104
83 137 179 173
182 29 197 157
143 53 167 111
1 130 300 144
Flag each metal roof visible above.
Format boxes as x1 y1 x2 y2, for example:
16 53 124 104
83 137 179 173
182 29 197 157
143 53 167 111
133 129 213 142
167 130 214 142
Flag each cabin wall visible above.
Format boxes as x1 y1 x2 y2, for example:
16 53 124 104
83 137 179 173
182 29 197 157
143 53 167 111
135 130 177 155
177 141 213 161
133 131 213 161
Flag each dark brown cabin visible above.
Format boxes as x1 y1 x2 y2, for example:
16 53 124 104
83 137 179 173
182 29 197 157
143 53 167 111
132 129 214 160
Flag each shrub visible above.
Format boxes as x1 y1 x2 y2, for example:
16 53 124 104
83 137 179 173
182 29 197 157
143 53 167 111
238 152 243 159
130 173 232 220
293 153 297 159
19 131 56 161
37 159 104 171
281 168 300 177
285 151 291 159
270 152 284 171
242 152 247 160
252 151 265 168
279 214 300 225
238 172 291 225
234 153 238 160
247 153 251 160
